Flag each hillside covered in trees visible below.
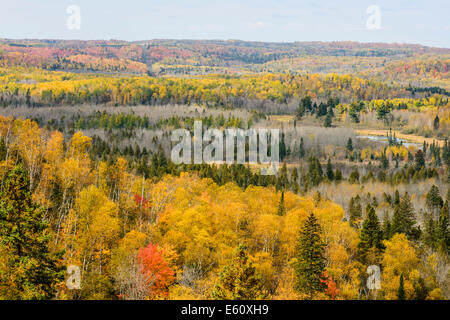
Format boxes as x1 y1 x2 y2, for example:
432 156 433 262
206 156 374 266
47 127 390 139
0 39 448 300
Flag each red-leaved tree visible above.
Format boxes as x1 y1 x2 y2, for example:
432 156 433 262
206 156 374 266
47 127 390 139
137 244 175 299
320 271 339 300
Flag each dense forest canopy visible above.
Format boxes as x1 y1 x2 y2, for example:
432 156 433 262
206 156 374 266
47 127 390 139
0 39 448 300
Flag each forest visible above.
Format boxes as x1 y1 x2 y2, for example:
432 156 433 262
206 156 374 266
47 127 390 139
0 39 448 300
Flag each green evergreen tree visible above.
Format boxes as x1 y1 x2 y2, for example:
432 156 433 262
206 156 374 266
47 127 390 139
317 103 328 117
376 104 391 123
327 105 334 117
277 191 286 216
391 193 419 239
414 149 425 171
346 138 353 152
291 167 298 184
371 196 379 208
299 137 305 159
323 114 332 127
0 165 64 299
291 167 299 183
382 212 392 239
349 169 360 184
397 273 406 300
294 213 326 298
349 105 360 123
280 133 287 160
437 201 450 253
426 185 443 214
25 88 31 107
423 214 437 249
393 190 400 207
291 168 299 194
326 158 334 181
433 115 440 131
358 205 384 260
307 156 323 186
277 162 289 190
296 97 308 119
334 169 342 182
381 149 389 170
349 196 362 228
212 245 265 300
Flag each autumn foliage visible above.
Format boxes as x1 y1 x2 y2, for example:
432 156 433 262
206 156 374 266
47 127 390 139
137 244 175 299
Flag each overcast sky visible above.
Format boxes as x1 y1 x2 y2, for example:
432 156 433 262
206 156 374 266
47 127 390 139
0 0 449 47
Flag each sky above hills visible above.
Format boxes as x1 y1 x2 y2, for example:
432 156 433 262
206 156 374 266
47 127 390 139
1 0 449 48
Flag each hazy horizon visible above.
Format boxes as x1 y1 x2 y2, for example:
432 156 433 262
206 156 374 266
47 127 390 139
2 38 449 50
1 0 449 48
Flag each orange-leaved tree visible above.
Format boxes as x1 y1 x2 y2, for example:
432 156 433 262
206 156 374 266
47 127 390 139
137 243 175 299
